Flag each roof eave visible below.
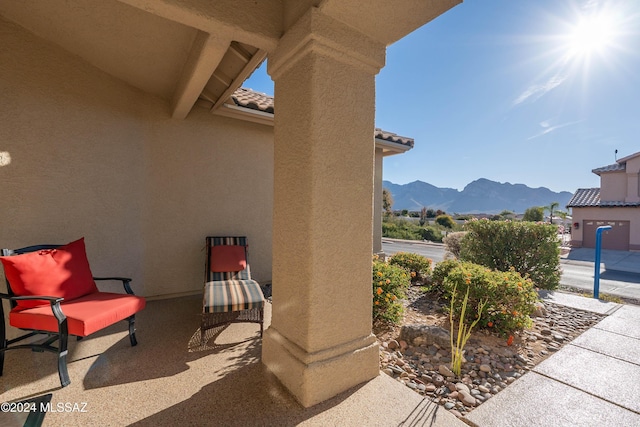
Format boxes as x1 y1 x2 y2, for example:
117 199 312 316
375 138 413 156
207 97 415 154
212 102 275 126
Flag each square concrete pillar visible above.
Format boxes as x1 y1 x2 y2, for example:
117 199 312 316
373 147 384 255
262 8 386 407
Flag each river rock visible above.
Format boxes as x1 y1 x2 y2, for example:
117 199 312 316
455 383 470 393
439 365 455 378
400 324 451 348
458 390 477 407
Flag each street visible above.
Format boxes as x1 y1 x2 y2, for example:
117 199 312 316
382 239 447 264
382 239 640 301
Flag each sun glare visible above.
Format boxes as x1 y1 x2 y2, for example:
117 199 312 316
567 13 616 56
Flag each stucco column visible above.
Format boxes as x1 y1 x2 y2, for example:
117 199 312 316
263 8 386 407
373 147 384 255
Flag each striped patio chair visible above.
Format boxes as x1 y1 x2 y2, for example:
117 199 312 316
201 236 265 343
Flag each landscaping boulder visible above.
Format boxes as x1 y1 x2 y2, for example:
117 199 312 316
399 324 450 348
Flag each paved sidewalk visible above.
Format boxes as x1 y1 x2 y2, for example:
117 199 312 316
562 247 640 274
466 291 640 427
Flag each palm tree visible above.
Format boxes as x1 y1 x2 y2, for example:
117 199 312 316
545 201 559 224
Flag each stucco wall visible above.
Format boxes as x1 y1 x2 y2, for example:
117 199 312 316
142 111 273 296
600 172 627 201
0 18 273 306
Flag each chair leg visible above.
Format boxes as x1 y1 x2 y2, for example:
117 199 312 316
58 328 70 387
128 315 138 347
0 340 5 377
0 309 5 376
260 307 264 337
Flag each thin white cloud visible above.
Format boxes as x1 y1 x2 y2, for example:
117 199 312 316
513 73 568 106
527 120 583 140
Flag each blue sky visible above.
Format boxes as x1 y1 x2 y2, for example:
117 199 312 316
244 0 640 194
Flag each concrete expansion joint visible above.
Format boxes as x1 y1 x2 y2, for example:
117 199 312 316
569 340 640 368
268 7 385 80
534 369 640 415
264 327 378 366
602 303 625 315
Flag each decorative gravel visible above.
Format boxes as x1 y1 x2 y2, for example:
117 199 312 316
376 287 606 418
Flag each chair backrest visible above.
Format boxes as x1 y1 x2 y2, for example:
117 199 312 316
2 244 62 309
205 236 252 282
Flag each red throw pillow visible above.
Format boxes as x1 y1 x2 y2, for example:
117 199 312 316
0 238 98 308
210 245 247 273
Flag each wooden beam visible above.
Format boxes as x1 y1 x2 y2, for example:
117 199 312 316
171 31 230 119
210 49 268 112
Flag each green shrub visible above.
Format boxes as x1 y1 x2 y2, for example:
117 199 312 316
523 206 544 222
443 231 467 259
388 252 432 283
460 219 561 290
382 221 417 240
435 214 456 228
381 218 444 242
442 262 539 334
431 259 461 290
420 226 443 242
372 257 411 323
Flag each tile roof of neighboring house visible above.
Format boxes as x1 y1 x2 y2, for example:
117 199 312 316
592 163 625 174
617 150 640 163
592 151 640 175
567 188 640 208
230 88 414 149
567 188 600 207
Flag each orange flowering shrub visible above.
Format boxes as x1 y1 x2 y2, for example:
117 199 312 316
388 252 432 284
372 256 410 323
441 261 539 334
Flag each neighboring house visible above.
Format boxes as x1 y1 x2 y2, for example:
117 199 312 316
0 0 459 407
567 151 640 250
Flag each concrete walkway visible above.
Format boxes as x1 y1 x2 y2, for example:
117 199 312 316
562 247 640 274
383 239 640 425
466 291 640 427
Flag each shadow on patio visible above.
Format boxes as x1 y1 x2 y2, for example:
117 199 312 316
1 296 460 427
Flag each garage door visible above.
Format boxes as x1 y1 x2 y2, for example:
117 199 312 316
582 220 630 250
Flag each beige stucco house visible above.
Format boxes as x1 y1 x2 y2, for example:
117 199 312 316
567 151 640 251
0 0 460 407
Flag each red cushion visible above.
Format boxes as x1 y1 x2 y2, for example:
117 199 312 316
0 238 98 308
210 245 247 272
9 291 146 337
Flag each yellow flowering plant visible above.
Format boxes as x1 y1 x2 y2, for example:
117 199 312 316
372 257 410 323
388 252 432 284
441 261 538 335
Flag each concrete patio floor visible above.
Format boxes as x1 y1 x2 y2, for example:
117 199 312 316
3 292 639 426
0 296 463 427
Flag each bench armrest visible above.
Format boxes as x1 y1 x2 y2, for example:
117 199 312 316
93 277 135 295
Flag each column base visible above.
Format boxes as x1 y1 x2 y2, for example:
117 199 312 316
262 327 380 407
